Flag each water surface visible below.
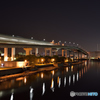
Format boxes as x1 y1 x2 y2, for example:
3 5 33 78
0 61 100 100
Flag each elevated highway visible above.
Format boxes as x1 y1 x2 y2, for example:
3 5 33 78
0 34 88 61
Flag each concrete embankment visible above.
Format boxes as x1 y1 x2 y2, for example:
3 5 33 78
0 66 58 82
0 68 23 76
0 61 84 82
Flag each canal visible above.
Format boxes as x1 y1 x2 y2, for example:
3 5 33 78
0 61 100 100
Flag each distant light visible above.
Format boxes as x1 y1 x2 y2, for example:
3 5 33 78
1 53 4 56
64 41 66 43
31 37 33 39
41 58 44 62
77 44 79 46
24 60 27 62
51 58 55 62
73 42 75 44
1 63 4 67
43 39 45 41
59 41 61 43
24 77 27 84
51 70 54 75
41 73 43 78
12 35 14 37
69 42 71 44
14 58 16 60
66 67 68 72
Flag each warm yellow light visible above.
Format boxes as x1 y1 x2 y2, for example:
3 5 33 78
41 73 43 78
51 78 54 88
66 67 68 72
65 59 68 62
24 60 27 62
57 77 59 85
41 58 44 62
71 66 73 68
51 70 54 75
71 66 73 71
24 77 27 84
4 56 8 61
16 77 23 81
51 58 55 62
17 62 24 67
71 58 73 62
14 58 16 60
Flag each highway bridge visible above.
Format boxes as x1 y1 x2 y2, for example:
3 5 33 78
0 34 88 61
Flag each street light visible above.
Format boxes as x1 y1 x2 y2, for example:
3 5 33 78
31 37 33 39
69 42 71 46
41 58 44 64
64 41 66 43
43 39 45 41
73 42 75 45
12 35 14 37
77 44 79 46
59 41 61 43
69 42 71 44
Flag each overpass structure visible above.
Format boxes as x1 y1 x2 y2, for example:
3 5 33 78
0 34 88 61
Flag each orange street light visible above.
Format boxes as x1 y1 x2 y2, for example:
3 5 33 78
41 58 44 64
51 58 55 63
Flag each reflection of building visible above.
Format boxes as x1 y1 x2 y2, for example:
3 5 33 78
89 51 100 59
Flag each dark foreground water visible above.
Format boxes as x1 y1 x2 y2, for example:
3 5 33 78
0 61 100 100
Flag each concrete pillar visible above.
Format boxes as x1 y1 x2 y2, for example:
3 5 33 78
35 48 38 56
24 48 32 55
78 52 79 59
11 48 15 61
65 50 67 58
50 48 52 56
81 53 82 59
4 48 8 61
45 48 47 56
45 48 52 56
62 49 64 57
69 51 71 58
73 51 75 60
56 50 58 55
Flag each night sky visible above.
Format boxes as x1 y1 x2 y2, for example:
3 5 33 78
0 0 100 51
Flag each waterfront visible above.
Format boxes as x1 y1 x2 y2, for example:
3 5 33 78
0 61 100 100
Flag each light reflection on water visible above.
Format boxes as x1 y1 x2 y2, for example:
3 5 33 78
0 61 89 100
42 83 45 95
10 92 14 100
50 78 54 92
30 86 33 100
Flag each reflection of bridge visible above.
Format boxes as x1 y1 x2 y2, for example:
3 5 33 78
0 34 88 61
0 61 88 99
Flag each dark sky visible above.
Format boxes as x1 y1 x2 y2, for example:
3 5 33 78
0 0 100 51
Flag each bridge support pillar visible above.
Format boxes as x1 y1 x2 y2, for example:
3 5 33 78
65 50 67 58
24 48 32 55
73 51 75 60
81 53 82 59
78 52 79 59
11 48 15 61
35 48 38 56
55 50 58 55
45 48 52 56
62 49 64 57
69 51 71 58
4 48 8 61
45 49 47 56
49 48 52 56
